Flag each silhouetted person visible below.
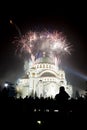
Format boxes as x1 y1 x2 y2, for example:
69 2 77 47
55 86 70 104
1 87 9 98
55 86 70 120
75 90 80 99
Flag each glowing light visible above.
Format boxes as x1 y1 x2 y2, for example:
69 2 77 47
45 109 50 112
34 109 37 112
37 120 42 125
54 109 59 112
10 20 13 24
4 83 9 88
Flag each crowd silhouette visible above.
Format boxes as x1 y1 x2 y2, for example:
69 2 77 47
0 85 87 129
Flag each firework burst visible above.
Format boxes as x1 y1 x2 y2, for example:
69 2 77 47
13 31 72 65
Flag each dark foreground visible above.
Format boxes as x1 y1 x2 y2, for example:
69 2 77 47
0 95 87 129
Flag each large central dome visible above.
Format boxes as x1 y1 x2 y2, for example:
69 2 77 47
35 51 55 64
36 57 55 64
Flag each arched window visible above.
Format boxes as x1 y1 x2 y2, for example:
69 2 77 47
46 64 48 68
43 64 45 68
40 64 42 68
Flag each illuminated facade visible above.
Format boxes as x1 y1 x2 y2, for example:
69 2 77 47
16 55 73 98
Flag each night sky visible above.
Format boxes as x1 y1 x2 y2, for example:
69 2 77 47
0 4 87 92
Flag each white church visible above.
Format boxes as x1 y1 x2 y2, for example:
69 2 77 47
16 52 73 98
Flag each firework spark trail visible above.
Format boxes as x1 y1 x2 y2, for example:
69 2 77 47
10 20 22 37
13 31 72 65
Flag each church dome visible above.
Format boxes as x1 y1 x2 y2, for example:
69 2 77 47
36 57 55 64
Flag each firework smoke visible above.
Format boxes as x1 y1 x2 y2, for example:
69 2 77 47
13 31 72 66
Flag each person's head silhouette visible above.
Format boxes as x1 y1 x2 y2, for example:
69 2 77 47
59 86 65 93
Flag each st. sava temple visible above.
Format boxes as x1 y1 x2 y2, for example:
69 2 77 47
16 51 72 98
